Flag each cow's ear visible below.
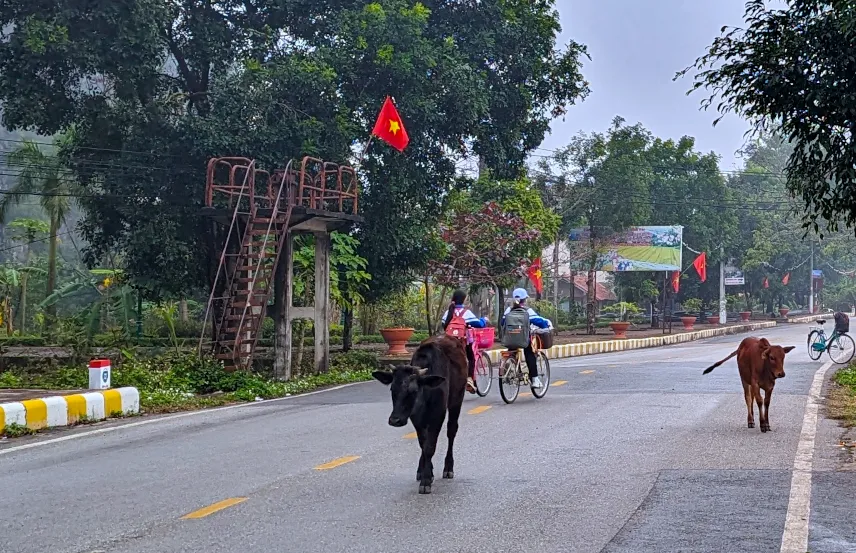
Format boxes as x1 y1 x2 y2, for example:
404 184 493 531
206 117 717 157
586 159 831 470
372 370 394 386
418 375 446 388
415 368 429 377
783 346 796 354
761 348 769 360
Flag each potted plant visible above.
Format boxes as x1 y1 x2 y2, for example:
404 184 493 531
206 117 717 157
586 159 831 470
602 302 640 339
739 310 752 321
779 306 790 318
707 313 721 325
379 292 417 356
681 298 702 330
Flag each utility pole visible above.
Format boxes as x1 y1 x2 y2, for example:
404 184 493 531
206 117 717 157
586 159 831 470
719 245 727 324
809 240 815 314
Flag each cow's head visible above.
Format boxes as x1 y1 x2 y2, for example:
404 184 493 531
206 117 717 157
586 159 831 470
372 365 446 427
762 344 796 379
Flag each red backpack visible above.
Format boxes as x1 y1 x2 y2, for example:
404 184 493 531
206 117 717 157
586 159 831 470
445 307 468 339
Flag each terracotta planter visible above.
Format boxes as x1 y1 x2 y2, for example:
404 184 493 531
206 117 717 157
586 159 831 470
739 311 752 322
609 321 631 339
779 307 790 318
380 327 415 356
680 316 696 330
707 315 720 325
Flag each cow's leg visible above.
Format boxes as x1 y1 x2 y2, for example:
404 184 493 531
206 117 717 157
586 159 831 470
415 426 426 482
743 382 754 428
443 403 462 479
419 428 440 494
761 386 773 432
752 383 765 432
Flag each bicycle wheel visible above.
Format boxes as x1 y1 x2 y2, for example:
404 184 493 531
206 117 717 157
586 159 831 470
474 352 492 397
807 330 824 361
531 351 551 399
828 333 856 364
499 357 520 404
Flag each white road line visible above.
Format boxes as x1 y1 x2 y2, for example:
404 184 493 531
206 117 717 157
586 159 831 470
780 359 833 553
0 380 371 457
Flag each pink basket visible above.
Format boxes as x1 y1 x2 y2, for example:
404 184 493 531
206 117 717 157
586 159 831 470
473 327 495 349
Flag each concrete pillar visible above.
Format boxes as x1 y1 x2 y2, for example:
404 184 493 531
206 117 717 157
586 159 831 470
282 233 295 380
314 232 331 373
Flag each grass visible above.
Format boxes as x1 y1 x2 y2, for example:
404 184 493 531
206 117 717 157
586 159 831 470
1 423 36 438
828 365 856 427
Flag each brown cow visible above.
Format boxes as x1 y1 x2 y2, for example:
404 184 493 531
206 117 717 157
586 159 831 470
373 335 467 494
703 337 795 432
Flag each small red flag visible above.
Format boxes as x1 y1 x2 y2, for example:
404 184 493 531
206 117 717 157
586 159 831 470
527 258 543 295
763 277 769 289
671 271 680 293
782 272 790 285
693 252 707 283
371 96 409 152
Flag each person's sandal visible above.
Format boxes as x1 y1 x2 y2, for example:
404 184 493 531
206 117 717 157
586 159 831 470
466 378 476 394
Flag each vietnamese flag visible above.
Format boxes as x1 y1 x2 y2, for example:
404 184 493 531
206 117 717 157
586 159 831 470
782 272 790 285
371 96 409 152
671 271 680 293
527 258 543 295
763 277 769 289
693 252 707 283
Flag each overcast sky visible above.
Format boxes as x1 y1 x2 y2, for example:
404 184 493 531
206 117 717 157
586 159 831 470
539 0 752 171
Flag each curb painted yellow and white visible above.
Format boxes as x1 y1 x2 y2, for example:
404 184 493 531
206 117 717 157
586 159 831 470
0 387 139 434
484 321 778 364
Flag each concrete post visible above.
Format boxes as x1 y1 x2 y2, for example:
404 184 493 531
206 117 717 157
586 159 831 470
282 233 295 380
314 232 331 373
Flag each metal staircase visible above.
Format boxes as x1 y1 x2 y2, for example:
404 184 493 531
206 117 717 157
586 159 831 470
200 158 296 372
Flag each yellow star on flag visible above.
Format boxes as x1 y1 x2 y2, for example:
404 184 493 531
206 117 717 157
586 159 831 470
388 119 400 135
534 269 542 279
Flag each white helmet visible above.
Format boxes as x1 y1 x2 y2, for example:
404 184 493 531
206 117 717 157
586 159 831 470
512 288 529 301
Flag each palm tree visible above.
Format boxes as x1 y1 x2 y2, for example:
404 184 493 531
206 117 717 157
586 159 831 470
1 140 74 325
7 218 50 331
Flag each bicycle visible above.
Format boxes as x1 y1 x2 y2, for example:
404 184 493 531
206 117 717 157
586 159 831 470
807 318 855 364
498 327 551 404
470 327 495 397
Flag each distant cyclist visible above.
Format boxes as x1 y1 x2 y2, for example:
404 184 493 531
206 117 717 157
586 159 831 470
441 289 488 394
501 288 552 389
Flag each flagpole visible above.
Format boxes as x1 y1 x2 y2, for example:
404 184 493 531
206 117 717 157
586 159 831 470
356 135 374 169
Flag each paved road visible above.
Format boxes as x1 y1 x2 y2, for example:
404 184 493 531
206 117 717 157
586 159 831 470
1 324 854 553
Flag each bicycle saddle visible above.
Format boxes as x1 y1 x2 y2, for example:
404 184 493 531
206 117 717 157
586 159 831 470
816 319 827 325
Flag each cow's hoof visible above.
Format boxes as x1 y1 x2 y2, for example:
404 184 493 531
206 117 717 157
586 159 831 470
419 484 432 494
443 471 454 479
760 426 768 433
748 422 755 428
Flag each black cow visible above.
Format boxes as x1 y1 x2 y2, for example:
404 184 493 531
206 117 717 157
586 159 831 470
372 335 467 494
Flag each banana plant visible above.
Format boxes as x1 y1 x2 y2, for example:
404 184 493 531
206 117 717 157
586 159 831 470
39 268 136 341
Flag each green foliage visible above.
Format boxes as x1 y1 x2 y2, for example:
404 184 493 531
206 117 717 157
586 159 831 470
601 301 641 321
1 423 36 437
0 371 23 387
834 365 856 390
683 0 856 232
681 298 703 313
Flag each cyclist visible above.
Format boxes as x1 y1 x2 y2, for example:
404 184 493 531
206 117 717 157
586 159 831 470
501 288 552 389
441 289 488 393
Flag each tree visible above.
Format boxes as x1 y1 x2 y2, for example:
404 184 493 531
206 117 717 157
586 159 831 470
682 0 856 232
1 140 74 325
7 218 50 331
543 117 653 333
0 0 589 307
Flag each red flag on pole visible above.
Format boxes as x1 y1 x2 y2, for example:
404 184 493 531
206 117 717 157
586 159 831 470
782 272 790 285
671 271 680 293
527 258 543 295
371 96 409 152
693 252 707 283
763 277 769 289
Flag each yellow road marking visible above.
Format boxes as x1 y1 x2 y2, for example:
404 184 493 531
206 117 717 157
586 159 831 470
181 497 248 519
580 370 595 375
314 455 361 470
520 392 532 397
467 405 492 415
403 432 417 439
553 380 568 386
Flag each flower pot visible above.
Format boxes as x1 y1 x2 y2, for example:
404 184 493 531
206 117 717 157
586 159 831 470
380 327 415 356
707 315 720 325
739 311 752 322
609 321 631 339
779 307 790 318
680 316 696 331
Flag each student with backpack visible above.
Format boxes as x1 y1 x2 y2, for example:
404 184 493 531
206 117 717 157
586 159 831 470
442 289 488 394
501 287 552 389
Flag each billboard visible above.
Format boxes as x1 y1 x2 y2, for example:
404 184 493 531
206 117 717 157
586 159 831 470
724 260 745 286
568 226 683 272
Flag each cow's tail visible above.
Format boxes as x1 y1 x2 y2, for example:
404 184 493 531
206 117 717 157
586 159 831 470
702 349 738 375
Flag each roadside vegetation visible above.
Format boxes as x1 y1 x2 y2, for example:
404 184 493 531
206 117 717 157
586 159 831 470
829 365 856 427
